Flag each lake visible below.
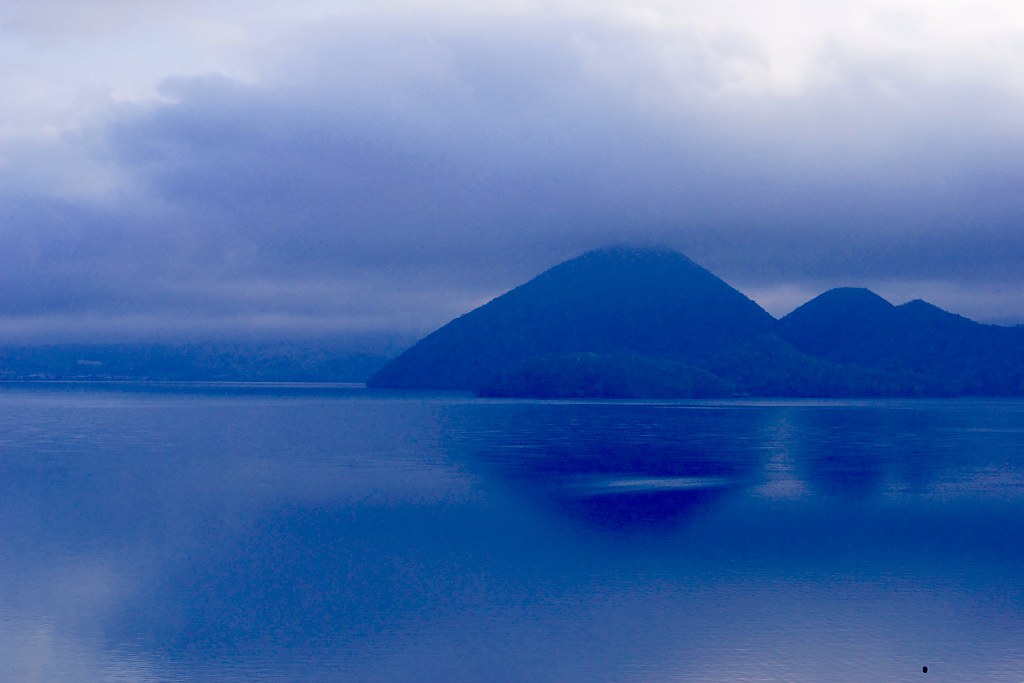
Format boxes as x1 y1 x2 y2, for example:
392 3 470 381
1 383 1022 681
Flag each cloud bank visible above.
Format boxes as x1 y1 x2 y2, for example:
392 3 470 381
2 0 1024 341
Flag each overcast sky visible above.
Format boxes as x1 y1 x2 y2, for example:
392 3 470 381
3 0 1024 342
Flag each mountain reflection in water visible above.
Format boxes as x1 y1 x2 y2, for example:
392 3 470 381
0 387 1022 682
444 402 766 533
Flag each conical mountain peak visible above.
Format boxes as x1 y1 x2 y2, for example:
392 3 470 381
369 247 775 390
778 287 894 358
785 287 894 319
897 298 968 322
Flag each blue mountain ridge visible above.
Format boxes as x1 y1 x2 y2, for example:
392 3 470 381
370 247 1024 397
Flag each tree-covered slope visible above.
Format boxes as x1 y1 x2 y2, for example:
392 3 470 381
478 352 735 399
780 289 1024 394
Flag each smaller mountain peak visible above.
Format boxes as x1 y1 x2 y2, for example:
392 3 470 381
900 298 938 310
778 287 895 359
897 299 976 325
814 287 893 307
783 287 893 324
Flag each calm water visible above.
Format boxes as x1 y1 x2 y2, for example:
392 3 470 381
1 384 1022 682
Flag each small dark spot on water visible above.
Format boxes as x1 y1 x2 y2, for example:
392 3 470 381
922 665 928 673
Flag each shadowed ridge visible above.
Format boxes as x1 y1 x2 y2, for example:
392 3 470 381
895 298 976 326
779 287 895 360
783 287 894 324
780 287 1024 394
368 246 776 390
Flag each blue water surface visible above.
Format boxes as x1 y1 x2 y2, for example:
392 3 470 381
1 383 1022 681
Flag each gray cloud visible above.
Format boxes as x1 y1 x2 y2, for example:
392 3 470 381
3 7 1024 342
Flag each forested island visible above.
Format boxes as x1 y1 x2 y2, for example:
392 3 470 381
369 247 1024 398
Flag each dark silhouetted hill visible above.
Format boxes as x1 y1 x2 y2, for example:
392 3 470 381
370 247 1024 398
368 247 777 390
777 287 896 360
781 289 1024 395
